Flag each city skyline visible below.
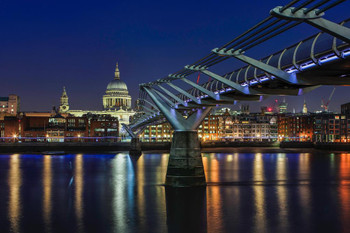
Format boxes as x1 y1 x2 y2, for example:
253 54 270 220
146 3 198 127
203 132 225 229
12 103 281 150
0 1 350 232
1 0 349 112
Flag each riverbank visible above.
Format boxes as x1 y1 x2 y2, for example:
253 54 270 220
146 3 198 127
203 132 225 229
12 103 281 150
0 142 130 153
0 142 172 153
0 141 349 154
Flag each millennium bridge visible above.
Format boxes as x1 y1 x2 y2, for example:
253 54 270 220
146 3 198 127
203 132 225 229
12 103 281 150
124 0 350 187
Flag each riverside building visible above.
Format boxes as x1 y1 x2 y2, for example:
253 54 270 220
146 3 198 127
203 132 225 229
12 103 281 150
0 94 20 116
314 113 350 143
139 108 278 142
277 113 314 142
0 110 119 142
200 109 278 142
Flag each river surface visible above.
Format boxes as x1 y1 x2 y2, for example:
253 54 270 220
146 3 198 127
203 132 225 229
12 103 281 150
0 151 349 233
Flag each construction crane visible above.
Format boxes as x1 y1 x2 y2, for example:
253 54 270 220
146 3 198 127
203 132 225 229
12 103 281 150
321 87 336 112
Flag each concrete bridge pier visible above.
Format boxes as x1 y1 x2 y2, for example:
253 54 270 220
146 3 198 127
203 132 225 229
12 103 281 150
129 137 142 156
166 130 205 187
122 123 142 156
142 86 213 187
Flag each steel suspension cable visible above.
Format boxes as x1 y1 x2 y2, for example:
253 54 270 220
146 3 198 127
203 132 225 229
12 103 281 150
232 20 291 52
292 0 315 13
316 0 346 15
304 0 330 13
191 53 218 67
242 21 302 51
225 19 282 51
200 56 229 68
279 0 302 12
218 16 274 50
191 53 218 66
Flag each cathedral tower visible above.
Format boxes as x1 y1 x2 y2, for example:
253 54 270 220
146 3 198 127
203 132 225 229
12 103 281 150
59 86 69 113
302 99 308 114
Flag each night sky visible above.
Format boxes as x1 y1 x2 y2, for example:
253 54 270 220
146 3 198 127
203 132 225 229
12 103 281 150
1 0 349 113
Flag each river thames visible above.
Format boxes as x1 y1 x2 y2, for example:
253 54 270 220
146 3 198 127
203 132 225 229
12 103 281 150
0 151 349 233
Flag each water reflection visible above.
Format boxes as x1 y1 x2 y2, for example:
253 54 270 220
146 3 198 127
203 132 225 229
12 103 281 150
43 155 52 232
8 154 21 233
339 153 350 232
112 154 129 232
252 153 266 232
75 154 84 233
2 152 350 233
135 154 146 230
276 153 289 232
298 153 311 225
207 186 223 232
203 153 221 183
166 187 207 233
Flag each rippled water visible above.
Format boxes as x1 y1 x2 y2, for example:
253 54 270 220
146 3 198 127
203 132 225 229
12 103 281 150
0 151 350 233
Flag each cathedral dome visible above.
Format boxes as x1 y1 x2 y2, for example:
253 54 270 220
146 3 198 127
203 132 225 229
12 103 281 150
105 62 129 94
106 79 128 91
103 62 132 110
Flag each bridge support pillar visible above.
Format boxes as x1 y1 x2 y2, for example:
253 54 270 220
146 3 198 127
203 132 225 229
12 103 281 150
165 130 205 187
129 137 142 156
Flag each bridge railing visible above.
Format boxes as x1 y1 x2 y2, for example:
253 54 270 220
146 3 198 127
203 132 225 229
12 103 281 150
179 18 350 101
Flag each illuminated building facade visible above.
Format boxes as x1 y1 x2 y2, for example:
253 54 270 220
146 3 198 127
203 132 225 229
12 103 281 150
314 113 350 143
139 108 278 142
140 123 172 142
278 99 288 113
278 114 314 141
0 94 20 115
202 111 278 142
0 113 119 142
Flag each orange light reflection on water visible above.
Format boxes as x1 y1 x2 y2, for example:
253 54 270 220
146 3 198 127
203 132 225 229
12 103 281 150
252 153 266 232
43 155 52 232
8 154 21 233
75 154 84 233
339 153 350 232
